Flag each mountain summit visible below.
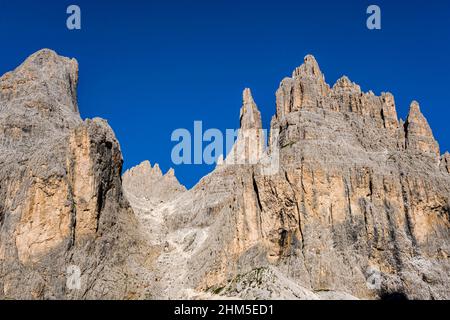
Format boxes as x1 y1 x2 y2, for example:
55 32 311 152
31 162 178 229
0 50 449 299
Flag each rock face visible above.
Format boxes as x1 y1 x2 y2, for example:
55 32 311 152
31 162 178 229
442 152 450 174
0 50 153 299
405 101 440 160
255 56 449 299
123 161 185 205
1 50 449 300
122 161 186 245
124 55 450 300
223 88 265 166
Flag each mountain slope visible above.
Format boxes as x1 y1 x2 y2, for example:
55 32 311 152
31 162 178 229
0 50 448 300
125 55 450 300
0 49 153 299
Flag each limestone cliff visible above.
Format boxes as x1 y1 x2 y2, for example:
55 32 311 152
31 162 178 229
125 55 450 300
1 50 449 300
0 50 153 299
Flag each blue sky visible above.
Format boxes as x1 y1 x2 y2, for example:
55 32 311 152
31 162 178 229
1 0 449 188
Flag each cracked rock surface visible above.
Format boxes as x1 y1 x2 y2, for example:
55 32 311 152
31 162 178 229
1 50 449 300
0 49 154 299
124 55 450 300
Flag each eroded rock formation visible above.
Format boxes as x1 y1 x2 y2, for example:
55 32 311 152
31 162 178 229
124 55 450 300
0 50 449 300
0 50 153 299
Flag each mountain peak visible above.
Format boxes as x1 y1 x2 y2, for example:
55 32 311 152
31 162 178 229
2 48 449 301
240 88 262 130
409 100 421 114
243 87 255 104
122 161 185 202
292 54 323 79
2 49 79 114
332 75 361 93
224 88 264 165
405 101 440 159
165 168 175 177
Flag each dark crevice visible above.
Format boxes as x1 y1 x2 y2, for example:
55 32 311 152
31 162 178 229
278 229 288 248
380 108 386 128
368 175 374 200
298 83 304 110
252 173 264 237
95 140 114 232
252 174 263 213
289 86 295 113
66 160 77 250
403 120 409 148
0 204 4 226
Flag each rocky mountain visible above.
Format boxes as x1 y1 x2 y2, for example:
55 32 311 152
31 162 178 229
0 50 449 300
0 50 154 299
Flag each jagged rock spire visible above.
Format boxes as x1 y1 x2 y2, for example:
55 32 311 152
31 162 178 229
122 160 186 202
405 101 440 159
225 89 264 165
240 88 262 130
381 92 399 131
122 160 166 182
292 54 323 79
276 55 329 118
332 76 361 94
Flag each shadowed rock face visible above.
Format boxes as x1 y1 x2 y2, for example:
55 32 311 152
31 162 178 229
1 50 449 300
0 49 153 299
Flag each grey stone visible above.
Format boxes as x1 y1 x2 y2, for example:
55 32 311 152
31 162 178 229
1 50 449 300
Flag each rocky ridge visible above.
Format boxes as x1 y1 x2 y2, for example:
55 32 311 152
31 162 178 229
0 50 153 299
0 50 449 300
124 55 450 300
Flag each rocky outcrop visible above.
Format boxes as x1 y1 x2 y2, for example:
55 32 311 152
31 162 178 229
124 55 450 300
442 152 450 174
121 161 186 246
1 50 449 300
255 57 449 299
223 88 265 166
123 161 185 204
0 49 152 299
276 55 330 118
404 101 440 160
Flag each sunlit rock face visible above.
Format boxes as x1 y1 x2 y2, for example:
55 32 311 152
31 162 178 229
126 54 449 300
1 50 449 300
0 49 153 299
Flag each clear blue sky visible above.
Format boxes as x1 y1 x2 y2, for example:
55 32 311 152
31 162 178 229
1 0 449 188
